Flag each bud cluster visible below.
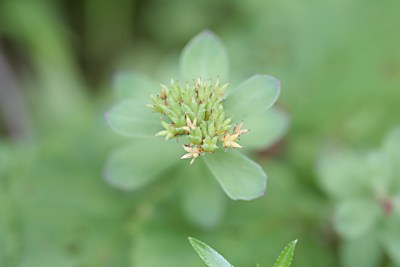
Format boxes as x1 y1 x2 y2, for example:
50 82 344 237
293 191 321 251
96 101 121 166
147 78 248 164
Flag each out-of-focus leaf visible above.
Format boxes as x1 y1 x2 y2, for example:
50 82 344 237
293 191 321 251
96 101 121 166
180 161 225 229
239 108 290 150
114 72 159 102
189 237 234 267
180 31 229 83
225 75 280 121
316 148 368 200
365 151 394 196
105 100 161 138
339 232 382 267
273 240 298 267
379 212 400 265
334 199 381 239
383 127 400 191
104 139 180 190
203 151 266 201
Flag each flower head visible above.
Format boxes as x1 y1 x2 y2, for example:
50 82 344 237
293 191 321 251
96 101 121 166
105 30 287 227
147 78 248 163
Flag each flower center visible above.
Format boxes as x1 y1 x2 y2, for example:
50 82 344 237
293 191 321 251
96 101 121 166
147 78 248 164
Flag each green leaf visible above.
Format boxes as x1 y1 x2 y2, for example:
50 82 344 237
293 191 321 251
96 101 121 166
365 151 393 196
339 233 382 267
384 127 400 159
114 71 159 102
106 100 161 138
104 139 180 190
180 161 225 229
273 240 298 267
180 30 229 83
188 237 234 267
203 151 267 201
225 75 280 121
239 108 290 150
334 198 382 239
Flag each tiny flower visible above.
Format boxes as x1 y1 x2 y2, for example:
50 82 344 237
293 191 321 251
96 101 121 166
180 145 201 165
181 115 197 132
232 121 249 136
221 133 242 148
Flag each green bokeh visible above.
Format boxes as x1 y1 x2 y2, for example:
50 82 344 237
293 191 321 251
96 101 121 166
1 0 399 266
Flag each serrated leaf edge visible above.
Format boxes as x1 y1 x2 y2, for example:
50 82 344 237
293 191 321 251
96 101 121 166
273 240 298 267
188 237 234 267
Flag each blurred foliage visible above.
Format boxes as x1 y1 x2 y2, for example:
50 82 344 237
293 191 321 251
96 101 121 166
317 128 400 267
0 0 399 266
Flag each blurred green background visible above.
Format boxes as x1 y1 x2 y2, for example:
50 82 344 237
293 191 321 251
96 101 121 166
1 0 400 266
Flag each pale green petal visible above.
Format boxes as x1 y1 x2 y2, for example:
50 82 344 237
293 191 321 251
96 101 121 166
180 160 225 229
204 151 267 201
334 198 382 239
188 237 234 267
104 139 181 190
106 100 161 138
114 71 159 103
225 75 280 120
239 107 290 150
180 30 229 83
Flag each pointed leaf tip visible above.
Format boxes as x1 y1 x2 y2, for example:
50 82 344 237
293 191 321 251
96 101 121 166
189 237 234 267
273 240 298 267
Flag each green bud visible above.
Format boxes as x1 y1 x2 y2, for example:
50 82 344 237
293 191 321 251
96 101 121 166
203 136 218 152
207 121 216 137
170 102 183 117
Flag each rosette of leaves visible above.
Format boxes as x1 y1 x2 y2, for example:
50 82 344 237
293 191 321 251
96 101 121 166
188 237 297 267
316 127 400 267
105 30 289 228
